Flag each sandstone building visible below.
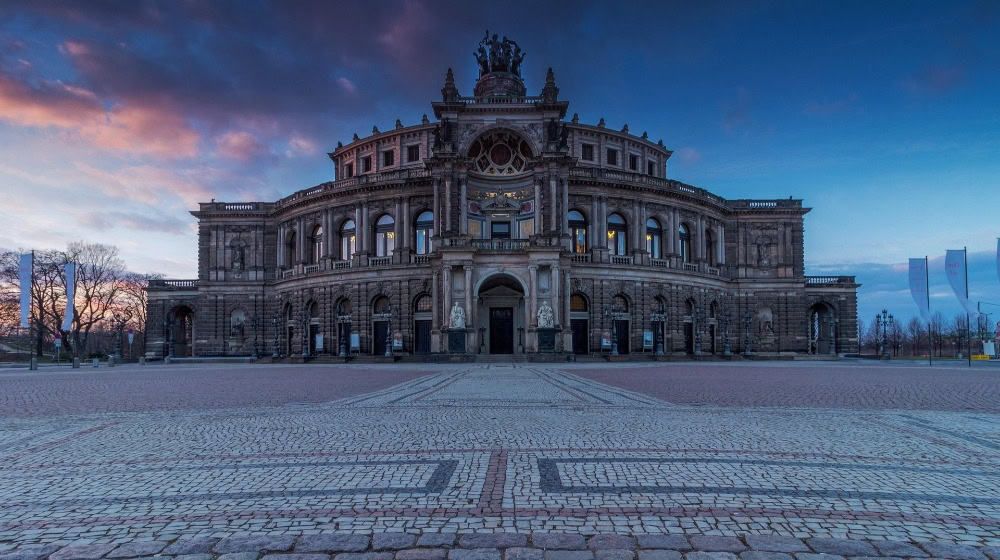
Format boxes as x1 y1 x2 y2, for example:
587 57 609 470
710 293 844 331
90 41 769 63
146 37 859 360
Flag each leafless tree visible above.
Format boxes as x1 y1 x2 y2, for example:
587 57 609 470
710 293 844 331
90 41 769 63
63 242 127 359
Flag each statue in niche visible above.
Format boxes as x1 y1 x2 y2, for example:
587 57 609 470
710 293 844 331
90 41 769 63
537 301 554 328
449 302 466 329
558 124 569 149
757 307 774 336
756 236 773 267
547 118 559 142
232 243 245 271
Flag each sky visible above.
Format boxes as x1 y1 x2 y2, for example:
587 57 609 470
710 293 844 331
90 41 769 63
1 0 998 327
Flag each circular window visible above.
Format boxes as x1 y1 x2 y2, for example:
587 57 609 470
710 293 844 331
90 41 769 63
469 131 533 175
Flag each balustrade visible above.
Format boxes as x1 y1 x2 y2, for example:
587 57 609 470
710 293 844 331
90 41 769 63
369 256 392 267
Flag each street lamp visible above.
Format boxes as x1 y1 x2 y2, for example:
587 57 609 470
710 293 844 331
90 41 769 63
384 306 393 357
650 301 666 356
742 311 753 357
721 310 732 356
876 309 894 359
604 304 622 356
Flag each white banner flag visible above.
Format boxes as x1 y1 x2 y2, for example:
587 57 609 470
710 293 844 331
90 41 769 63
61 263 75 332
945 249 977 316
996 238 999 286
908 258 930 320
18 253 31 329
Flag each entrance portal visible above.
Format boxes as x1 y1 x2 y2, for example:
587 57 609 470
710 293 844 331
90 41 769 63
476 273 526 355
489 308 514 354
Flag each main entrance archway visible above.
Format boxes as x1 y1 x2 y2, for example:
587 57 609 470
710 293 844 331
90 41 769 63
168 305 195 357
476 273 526 355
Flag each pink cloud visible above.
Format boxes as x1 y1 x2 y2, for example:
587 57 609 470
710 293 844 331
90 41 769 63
337 77 357 95
74 162 214 207
0 71 199 158
216 130 270 161
78 209 191 234
287 134 318 156
676 147 702 165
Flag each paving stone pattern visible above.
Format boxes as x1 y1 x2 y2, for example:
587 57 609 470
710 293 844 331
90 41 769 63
0 362 998 559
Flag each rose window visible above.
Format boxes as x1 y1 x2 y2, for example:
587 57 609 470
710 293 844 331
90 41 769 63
468 131 533 175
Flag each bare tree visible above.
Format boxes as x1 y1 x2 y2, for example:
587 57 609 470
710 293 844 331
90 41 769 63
64 242 126 359
906 317 924 357
929 311 946 357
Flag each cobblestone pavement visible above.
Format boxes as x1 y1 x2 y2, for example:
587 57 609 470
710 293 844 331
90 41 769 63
573 361 1000 412
0 362 998 560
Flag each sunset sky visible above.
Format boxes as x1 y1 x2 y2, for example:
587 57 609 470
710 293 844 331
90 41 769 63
1 0 998 325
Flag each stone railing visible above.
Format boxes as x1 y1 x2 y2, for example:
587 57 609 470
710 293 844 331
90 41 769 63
281 269 295 278
457 95 543 104
651 258 669 268
806 275 856 285
728 198 803 209
334 260 352 270
683 263 698 271
471 239 529 252
148 279 198 290
303 264 320 274
369 256 392 267
568 168 726 205
199 202 274 213
611 255 633 265
570 253 591 263
411 254 431 264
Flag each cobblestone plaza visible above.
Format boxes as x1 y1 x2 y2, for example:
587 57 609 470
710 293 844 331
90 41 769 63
1 361 998 560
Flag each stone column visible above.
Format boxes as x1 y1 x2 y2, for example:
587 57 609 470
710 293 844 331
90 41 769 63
552 265 560 327
590 196 597 252
716 224 725 264
529 265 538 327
549 175 557 232
460 178 468 234
354 206 362 255
632 199 641 253
361 203 369 253
671 208 680 255
561 177 569 234
534 179 542 233
402 197 411 250
443 266 452 327
432 270 440 330
696 215 704 260
296 217 305 263
445 178 452 233
464 266 472 329
600 197 608 246
325 209 334 259
277 224 285 267
433 179 440 234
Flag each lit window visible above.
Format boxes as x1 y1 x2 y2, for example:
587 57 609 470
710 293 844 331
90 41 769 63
645 218 661 259
607 213 627 256
375 215 395 257
415 211 434 255
340 220 356 259
568 210 587 253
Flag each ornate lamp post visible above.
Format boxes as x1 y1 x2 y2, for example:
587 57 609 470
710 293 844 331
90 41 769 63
876 309 893 359
604 304 622 356
693 305 703 356
721 310 732 356
650 301 666 356
742 311 753 357
271 297 280 359
384 306 393 357
250 315 259 359
299 307 310 358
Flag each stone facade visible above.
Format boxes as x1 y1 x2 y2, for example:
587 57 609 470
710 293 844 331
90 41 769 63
146 51 859 360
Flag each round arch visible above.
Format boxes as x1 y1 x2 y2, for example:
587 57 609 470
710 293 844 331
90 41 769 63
459 125 542 161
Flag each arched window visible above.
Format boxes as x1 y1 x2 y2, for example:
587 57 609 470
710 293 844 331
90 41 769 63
284 303 293 321
415 211 434 255
653 296 667 313
414 294 432 312
568 210 587 254
309 300 319 319
645 218 662 259
310 225 324 264
284 230 296 268
613 294 629 312
705 229 715 266
468 131 534 175
607 213 627 256
340 220 356 260
685 299 696 316
336 298 352 316
679 224 691 263
570 294 588 312
375 215 395 257
373 296 390 314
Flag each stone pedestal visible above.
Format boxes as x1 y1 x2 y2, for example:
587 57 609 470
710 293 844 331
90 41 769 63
447 328 471 354
537 328 558 353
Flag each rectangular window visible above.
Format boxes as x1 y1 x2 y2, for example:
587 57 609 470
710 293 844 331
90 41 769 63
607 149 618 166
629 154 638 170
581 143 594 161
407 145 420 162
491 221 511 239
362 156 372 172
345 163 354 178
383 150 394 167
647 161 655 176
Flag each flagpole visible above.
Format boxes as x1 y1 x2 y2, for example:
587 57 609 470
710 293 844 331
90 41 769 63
965 246 971 367
926 255 931 366
30 249 37 371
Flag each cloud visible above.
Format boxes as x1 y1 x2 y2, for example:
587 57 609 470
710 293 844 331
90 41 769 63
676 147 701 165
903 65 966 94
287 135 318 157
0 70 199 158
73 162 214 207
337 77 358 95
216 131 271 161
78 210 192 234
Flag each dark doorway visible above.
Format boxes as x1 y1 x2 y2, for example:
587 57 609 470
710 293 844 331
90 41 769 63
615 320 630 354
414 320 431 354
491 221 511 239
338 322 351 355
490 307 514 354
709 324 717 354
308 324 319 354
372 320 388 355
683 322 693 354
286 326 294 356
571 319 589 354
